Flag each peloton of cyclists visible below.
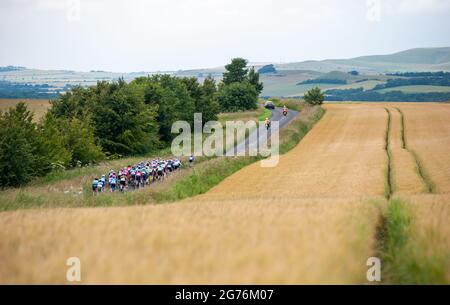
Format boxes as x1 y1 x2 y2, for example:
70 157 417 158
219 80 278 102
92 158 182 194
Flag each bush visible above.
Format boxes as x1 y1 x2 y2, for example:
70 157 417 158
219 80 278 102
304 87 325 105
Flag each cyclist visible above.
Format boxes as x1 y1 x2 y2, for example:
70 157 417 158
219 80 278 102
92 177 99 195
100 175 106 192
264 117 271 130
282 105 288 116
97 178 104 193
119 174 126 192
109 175 117 192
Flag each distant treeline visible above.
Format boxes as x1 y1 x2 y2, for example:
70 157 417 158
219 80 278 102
325 71 450 102
298 79 347 85
0 81 60 99
325 88 450 102
373 76 450 90
386 71 450 77
258 64 277 74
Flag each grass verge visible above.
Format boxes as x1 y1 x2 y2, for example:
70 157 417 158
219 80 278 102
270 98 304 111
384 108 393 199
257 108 272 122
377 198 448 284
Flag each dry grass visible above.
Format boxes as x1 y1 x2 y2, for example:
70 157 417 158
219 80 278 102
397 103 450 193
198 104 387 201
388 107 426 195
0 198 381 284
0 98 50 121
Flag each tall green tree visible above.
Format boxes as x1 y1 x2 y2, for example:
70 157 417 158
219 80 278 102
0 103 41 187
134 75 195 143
181 76 220 123
223 58 248 85
37 112 72 171
200 76 220 122
90 79 160 155
218 58 264 112
248 67 263 95
64 118 105 165
49 85 91 119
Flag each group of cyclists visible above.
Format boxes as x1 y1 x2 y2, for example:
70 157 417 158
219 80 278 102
91 156 194 195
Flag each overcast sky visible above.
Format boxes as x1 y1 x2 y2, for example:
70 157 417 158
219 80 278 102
1 0 450 72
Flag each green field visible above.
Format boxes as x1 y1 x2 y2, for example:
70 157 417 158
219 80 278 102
377 85 450 93
259 70 323 97
331 80 385 90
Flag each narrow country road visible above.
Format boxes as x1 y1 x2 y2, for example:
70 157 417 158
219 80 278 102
226 107 299 156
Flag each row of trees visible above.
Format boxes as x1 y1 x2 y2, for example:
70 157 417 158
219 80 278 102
50 75 220 156
299 78 347 85
0 81 59 99
0 58 264 187
373 76 450 90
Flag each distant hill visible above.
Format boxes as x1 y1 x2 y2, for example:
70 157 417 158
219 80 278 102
0 66 26 72
276 47 450 73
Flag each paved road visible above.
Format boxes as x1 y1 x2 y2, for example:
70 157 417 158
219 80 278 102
226 107 299 156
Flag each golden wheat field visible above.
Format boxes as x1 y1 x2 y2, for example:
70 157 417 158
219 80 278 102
0 103 449 284
0 98 50 121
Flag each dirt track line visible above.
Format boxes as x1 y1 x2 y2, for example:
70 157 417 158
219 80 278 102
395 107 435 193
384 108 393 199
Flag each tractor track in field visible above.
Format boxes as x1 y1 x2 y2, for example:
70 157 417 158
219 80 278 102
395 107 435 193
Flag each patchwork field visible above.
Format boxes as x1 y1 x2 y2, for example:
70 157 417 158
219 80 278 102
0 103 449 284
0 98 50 121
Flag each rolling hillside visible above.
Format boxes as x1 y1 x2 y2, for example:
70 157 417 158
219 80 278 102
276 47 450 73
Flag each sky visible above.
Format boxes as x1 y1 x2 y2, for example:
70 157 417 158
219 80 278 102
1 0 450 72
